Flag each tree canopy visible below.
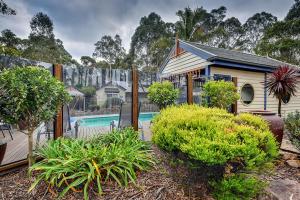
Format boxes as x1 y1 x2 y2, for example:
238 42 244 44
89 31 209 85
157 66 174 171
0 0 16 15
93 34 126 67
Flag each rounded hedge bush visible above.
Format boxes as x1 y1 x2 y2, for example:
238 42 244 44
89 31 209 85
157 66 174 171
152 104 278 169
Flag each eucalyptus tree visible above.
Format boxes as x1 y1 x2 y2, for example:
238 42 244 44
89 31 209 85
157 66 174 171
130 12 175 69
285 0 300 20
255 1 300 65
22 12 72 64
241 12 277 52
0 0 16 15
80 56 96 86
93 34 126 68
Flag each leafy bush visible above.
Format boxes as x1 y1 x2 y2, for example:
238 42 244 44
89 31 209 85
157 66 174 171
148 81 179 109
0 66 70 166
29 128 154 200
152 105 278 199
152 105 278 168
210 174 266 200
285 111 300 149
202 80 239 109
80 86 96 97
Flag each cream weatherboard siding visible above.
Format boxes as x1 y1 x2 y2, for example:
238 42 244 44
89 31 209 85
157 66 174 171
266 78 300 117
210 67 265 113
161 52 210 77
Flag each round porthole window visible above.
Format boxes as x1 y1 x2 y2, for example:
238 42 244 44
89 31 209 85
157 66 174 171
241 84 254 105
282 94 291 104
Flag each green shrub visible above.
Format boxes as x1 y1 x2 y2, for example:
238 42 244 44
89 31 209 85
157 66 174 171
202 80 239 109
285 111 300 149
152 104 278 168
148 81 179 109
80 86 96 97
0 66 70 166
29 128 154 200
152 105 278 199
210 174 266 200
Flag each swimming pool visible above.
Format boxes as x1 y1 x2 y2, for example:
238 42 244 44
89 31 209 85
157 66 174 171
74 112 158 127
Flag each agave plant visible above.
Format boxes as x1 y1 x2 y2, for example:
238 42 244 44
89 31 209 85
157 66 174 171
266 66 299 117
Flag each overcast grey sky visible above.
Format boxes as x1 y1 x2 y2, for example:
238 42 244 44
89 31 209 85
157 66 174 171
0 0 295 60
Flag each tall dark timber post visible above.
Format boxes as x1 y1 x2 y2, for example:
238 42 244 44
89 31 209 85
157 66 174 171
232 77 238 115
53 64 64 139
132 67 139 131
187 72 193 104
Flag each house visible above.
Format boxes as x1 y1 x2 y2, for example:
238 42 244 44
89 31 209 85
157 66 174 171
160 39 299 116
96 82 127 106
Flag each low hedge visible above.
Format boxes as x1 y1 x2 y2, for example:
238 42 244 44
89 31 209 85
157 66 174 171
152 104 278 169
152 105 278 199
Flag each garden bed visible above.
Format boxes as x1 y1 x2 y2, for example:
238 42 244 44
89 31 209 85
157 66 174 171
0 146 299 200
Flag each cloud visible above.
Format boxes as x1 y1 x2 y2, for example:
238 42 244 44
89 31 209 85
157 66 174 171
0 0 295 61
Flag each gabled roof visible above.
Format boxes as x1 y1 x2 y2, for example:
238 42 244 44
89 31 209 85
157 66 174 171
182 41 288 68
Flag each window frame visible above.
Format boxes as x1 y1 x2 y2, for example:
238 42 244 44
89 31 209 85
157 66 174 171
240 83 255 106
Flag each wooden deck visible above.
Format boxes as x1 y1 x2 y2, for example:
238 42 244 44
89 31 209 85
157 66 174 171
0 122 152 166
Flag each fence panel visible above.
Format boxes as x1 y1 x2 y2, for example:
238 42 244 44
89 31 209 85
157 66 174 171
63 65 134 139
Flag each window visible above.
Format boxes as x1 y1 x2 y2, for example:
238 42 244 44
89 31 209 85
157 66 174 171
241 84 254 105
213 74 232 81
107 93 118 98
282 94 291 104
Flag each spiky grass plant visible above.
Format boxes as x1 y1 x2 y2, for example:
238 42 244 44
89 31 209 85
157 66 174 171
266 66 299 117
29 128 154 200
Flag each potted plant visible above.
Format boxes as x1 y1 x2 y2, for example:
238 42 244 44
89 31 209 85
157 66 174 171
0 67 70 166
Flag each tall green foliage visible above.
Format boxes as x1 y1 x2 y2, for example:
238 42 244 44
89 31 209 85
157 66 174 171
256 1 300 65
148 81 179 109
202 80 239 109
29 128 154 200
152 105 278 199
0 67 70 166
285 111 300 149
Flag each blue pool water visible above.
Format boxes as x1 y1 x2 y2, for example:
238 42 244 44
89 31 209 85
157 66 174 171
76 112 158 127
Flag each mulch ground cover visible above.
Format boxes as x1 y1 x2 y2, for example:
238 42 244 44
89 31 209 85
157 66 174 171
0 146 299 200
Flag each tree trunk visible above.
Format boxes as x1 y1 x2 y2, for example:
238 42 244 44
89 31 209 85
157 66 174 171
278 99 282 117
28 129 34 166
85 68 88 86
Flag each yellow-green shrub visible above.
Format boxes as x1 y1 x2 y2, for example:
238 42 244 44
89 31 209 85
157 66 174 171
152 104 278 169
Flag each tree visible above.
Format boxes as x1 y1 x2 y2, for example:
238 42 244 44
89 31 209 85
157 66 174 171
202 80 239 109
80 56 96 86
30 12 54 39
23 12 72 64
242 12 277 52
148 81 179 109
0 29 21 48
285 0 300 20
266 66 299 117
206 17 243 49
93 34 126 68
255 19 300 65
130 12 175 69
0 67 70 166
149 37 173 69
0 0 16 15
175 7 211 41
